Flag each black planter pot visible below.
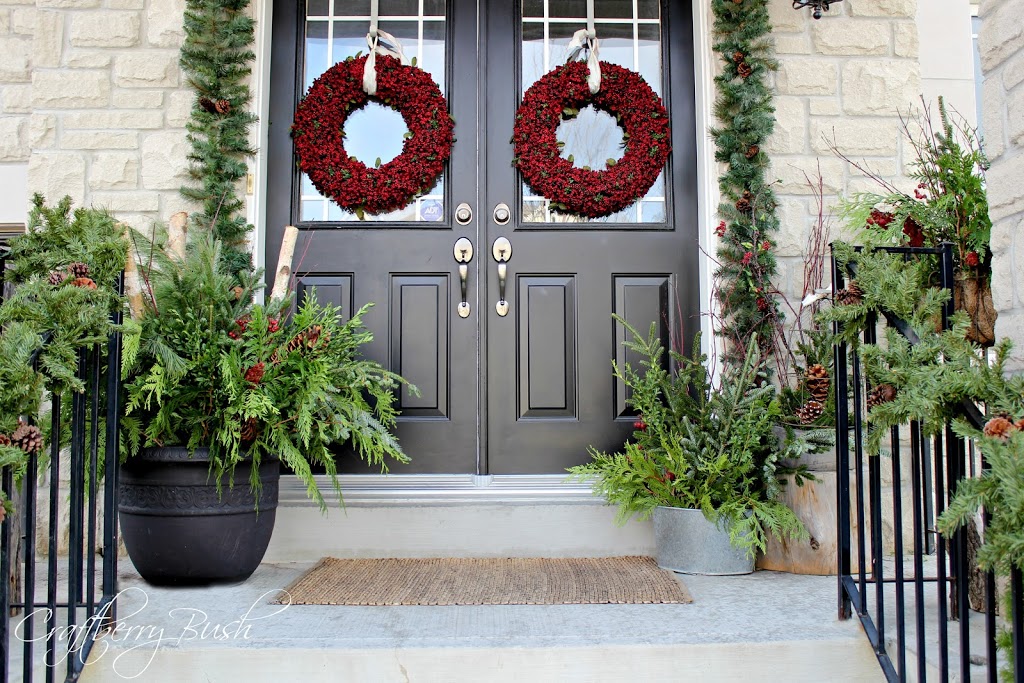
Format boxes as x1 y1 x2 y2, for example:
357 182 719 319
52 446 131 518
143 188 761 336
118 447 279 586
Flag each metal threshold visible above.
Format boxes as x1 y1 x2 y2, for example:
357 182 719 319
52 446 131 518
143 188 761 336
278 474 599 506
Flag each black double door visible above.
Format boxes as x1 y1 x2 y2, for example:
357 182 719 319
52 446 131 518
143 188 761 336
267 0 698 474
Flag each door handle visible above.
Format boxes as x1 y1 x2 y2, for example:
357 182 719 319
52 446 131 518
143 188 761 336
454 237 473 318
492 237 512 317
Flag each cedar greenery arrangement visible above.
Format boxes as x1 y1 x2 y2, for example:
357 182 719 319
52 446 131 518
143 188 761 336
122 233 412 511
832 97 995 346
569 318 808 558
828 245 1023 678
710 0 782 364
0 195 128 519
180 0 258 280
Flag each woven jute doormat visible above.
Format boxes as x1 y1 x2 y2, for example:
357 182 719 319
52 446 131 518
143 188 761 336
274 556 692 606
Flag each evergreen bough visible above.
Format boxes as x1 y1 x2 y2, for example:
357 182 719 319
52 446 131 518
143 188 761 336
710 0 782 365
0 195 127 516
180 0 258 279
569 319 807 559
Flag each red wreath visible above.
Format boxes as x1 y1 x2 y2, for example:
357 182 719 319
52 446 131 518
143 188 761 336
513 61 671 219
291 55 454 217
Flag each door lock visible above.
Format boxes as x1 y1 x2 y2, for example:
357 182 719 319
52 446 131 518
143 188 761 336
493 203 511 225
453 237 474 318
491 237 512 317
455 203 473 225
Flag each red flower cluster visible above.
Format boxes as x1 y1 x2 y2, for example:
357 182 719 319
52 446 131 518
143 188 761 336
964 251 980 267
291 55 454 216
902 216 925 247
715 220 727 237
244 362 266 385
512 61 671 218
866 209 895 229
742 251 754 266
756 297 770 311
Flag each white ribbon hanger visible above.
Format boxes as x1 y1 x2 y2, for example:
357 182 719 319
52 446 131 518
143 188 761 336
566 0 601 93
363 0 409 96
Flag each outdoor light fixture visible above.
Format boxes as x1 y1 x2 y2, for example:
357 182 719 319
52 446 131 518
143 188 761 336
792 0 842 19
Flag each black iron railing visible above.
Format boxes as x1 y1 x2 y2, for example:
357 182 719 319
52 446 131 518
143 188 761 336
834 242 1024 682
0 253 124 683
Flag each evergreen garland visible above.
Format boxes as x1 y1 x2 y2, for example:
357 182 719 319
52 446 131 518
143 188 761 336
710 0 781 364
179 0 258 279
0 195 128 517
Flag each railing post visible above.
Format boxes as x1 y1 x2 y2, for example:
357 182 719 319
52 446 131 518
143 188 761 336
102 271 124 629
832 246 852 621
0 467 11 683
1013 568 1024 683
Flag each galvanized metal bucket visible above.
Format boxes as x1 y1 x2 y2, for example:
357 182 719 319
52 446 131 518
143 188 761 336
652 506 755 575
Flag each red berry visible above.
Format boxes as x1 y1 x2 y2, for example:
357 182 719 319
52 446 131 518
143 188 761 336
268 318 280 333
965 251 980 267
741 251 754 266
633 420 647 431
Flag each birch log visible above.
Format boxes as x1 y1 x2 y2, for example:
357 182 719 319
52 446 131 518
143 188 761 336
270 225 299 302
167 211 188 260
120 223 146 320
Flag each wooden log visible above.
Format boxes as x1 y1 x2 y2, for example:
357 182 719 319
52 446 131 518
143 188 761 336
269 225 299 303
167 211 189 260
116 222 147 320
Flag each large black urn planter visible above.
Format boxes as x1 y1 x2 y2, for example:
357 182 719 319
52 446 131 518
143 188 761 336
118 447 279 586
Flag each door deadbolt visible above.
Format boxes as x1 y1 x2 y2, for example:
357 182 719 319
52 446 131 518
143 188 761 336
455 203 473 225
493 203 511 225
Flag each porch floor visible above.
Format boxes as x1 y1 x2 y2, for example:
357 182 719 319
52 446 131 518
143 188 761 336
70 560 883 683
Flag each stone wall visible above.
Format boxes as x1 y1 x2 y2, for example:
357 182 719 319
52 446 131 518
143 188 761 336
0 0 192 231
979 0 1024 364
765 0 922 303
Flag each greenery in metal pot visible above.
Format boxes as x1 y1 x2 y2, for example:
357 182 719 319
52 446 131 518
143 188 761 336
569 318 811 557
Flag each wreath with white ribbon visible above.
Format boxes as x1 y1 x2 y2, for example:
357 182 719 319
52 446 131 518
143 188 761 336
512 5 671 219
291 4 454 218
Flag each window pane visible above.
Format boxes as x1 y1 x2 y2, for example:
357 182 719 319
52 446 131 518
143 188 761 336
301 1 448 223
520 0 667 225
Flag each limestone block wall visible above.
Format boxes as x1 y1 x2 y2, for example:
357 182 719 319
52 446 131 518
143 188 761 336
0 0 193 231
979 0 1024 364
765 0 922 303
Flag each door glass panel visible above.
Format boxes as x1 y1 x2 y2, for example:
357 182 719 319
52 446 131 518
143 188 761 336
301 0 447 223
520 0 665 224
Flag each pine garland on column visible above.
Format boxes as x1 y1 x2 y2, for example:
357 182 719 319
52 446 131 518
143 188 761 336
179 0 258 279
710 0 781 365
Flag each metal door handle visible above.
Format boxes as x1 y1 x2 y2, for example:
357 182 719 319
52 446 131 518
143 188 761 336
492 237 511 317
454 237 473 318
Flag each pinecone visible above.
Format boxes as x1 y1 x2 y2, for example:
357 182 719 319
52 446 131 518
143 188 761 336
198 97 218 114
11 422 43 454
732 51 745 63
866 383 897 410
214 99 231 114
244 362 266 384
286 324 330 353
71 277 97 290
835 281 863 306
240 418 259 444
0 433 11 448
737 62 753 79
735 191 753 214
796 400 824 424
67 262 90 278
1015 417 1024 432
744 144 760 159
983 416 1015 440
804 364 830 402
48 270 69 286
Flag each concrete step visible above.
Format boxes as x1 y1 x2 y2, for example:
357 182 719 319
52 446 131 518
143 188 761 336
74 561 883 683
